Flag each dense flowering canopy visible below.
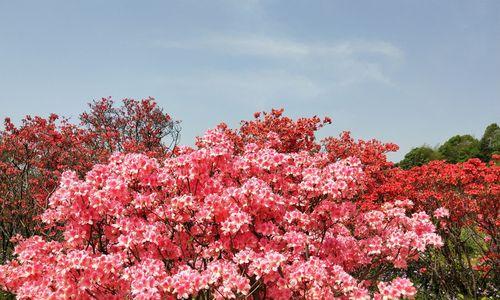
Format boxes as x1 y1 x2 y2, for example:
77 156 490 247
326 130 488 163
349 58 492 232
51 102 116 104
401 159 499 233
398 158 499 289
0 119 444 299
0 98 178 263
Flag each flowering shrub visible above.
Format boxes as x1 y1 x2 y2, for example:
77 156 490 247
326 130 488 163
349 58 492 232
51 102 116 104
0 114 92 263
401 159 499 238
0 119 444 299
3 107 496 299
320 120 499 298
398 159 499 298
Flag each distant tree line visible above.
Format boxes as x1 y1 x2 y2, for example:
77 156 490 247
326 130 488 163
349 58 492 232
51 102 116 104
399 123 500 169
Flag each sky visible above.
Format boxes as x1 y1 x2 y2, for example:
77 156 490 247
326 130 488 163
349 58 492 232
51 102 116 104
0 0 499 161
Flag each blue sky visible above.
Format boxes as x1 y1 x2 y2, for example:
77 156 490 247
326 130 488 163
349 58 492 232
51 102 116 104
0 0 499 160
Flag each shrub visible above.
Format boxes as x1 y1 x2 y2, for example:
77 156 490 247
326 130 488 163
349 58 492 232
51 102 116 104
0 114 443 299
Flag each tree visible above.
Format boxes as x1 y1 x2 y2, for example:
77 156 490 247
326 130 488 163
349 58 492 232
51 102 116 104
438 135 480 163
0 112 443 299
479 123 500 162
80 97 181 157
0 98 179 264
398 146 441 170
0 115 91 263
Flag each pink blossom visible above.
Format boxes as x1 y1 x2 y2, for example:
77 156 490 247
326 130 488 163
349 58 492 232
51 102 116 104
433 207 450 218
0 125 441 299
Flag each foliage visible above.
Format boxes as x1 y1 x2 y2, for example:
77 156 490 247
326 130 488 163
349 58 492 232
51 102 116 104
479 123 500 162
438 135 480 163
398 146 441 170
400 123 500 166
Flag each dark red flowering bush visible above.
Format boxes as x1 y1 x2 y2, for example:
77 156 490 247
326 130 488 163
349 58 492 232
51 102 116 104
234 108 331 153
402 159 498 239
323 131 402 211
398 159 499 298
0 114 90 263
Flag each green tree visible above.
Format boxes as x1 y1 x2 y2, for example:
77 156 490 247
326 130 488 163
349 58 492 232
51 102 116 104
438 135 480 163
479 123 500 161
399 145 441 169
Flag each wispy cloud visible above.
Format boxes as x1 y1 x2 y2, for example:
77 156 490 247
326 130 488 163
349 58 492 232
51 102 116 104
152 35 403 99
155 35 403 60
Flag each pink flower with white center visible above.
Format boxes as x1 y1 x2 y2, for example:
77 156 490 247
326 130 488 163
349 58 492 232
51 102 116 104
433 207 450 218
376 277 417 300
249 251 286 278
233 248 256 265
221 211 251 234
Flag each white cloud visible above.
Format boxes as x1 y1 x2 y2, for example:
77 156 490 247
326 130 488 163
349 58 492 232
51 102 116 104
207 36 310 57
326 40 403 59
155 35 403 60
153 35 403 92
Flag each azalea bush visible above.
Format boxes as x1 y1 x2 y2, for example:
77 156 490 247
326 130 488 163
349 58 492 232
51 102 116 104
0 107 497 299
0 111 446 299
